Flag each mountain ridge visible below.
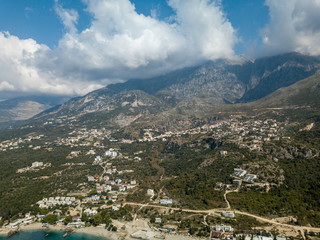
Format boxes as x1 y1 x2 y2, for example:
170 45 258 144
2 52 320 131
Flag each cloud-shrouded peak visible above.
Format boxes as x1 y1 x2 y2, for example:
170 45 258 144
168 0 236 60
53 0 237 78
0 0 238 98
260 0 320 56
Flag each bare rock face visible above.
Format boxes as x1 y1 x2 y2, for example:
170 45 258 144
10 52 320 129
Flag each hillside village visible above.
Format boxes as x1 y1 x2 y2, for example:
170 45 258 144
1 114 319 239
0 117 288 153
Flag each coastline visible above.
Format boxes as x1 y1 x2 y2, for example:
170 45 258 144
0 223 118 239
0 221 202 240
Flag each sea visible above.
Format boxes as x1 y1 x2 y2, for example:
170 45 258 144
0 230 108 240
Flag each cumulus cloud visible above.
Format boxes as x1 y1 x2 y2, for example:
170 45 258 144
259 0 320 56
0 32 104 97
0 0 238 98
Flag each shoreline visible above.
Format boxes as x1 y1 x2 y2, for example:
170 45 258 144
0 223 118 239
0 222 201 240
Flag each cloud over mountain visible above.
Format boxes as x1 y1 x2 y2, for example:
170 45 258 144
260 0 320 56
0 0 237 98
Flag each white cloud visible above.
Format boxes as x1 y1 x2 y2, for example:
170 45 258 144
168 0 236 60
54 1 79 33
50 0 237 79
0 32 104 97
259 0 320 56
0 0 238 98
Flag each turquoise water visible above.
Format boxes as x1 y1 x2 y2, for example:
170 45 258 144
0 230 108 240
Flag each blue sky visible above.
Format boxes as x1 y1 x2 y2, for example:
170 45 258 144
0 0 268 54
0 0 320 98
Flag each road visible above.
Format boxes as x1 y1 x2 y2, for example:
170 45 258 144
122 200 320 239
98 162 107 181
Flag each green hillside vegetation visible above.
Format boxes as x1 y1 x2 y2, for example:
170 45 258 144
250 70 320 109
229 124 320 227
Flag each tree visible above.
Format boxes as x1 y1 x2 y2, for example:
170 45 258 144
88 189 98 196
93 213 102 226
63 215 72 225
81 213 88 222
104 214 111 226
189 227 198 235
43 214 58 225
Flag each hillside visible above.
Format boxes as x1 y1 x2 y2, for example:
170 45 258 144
22 52 320 130
253 70 320 109
0 95 68 128
1 53 320 235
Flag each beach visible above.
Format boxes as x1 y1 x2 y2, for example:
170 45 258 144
0 220 204 240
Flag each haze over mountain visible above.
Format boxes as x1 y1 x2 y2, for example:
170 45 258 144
0 95 69 128
24 52 319 131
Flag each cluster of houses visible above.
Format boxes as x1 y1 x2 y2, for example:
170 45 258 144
36 196 77 208
7 215 34 229
84 175 137 204
211 225 288 240
0 116 290 159
52 127 113 148
88 176 137 191
0 134 45 152
91 149 118 165
133 118 287 148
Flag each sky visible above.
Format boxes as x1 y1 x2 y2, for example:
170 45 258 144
0 0 320 99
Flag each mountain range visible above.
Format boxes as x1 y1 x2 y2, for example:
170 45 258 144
1 52 320 130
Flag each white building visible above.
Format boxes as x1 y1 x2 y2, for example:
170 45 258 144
160 199 172 205
234 168 247 178
105 150 117 158
243 174 258 183
88 176 95 182
83 209 98 216
112 204 121 211
87 150 96 155
220 151 228 156
32 162 43 168
222 211 235 218
213 224 234 232
147 189 154 196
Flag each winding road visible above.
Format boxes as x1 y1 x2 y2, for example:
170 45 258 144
121 189 320 240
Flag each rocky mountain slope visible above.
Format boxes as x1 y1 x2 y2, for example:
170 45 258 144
0 96 68 128
13 52 320 130
252 70 320 109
